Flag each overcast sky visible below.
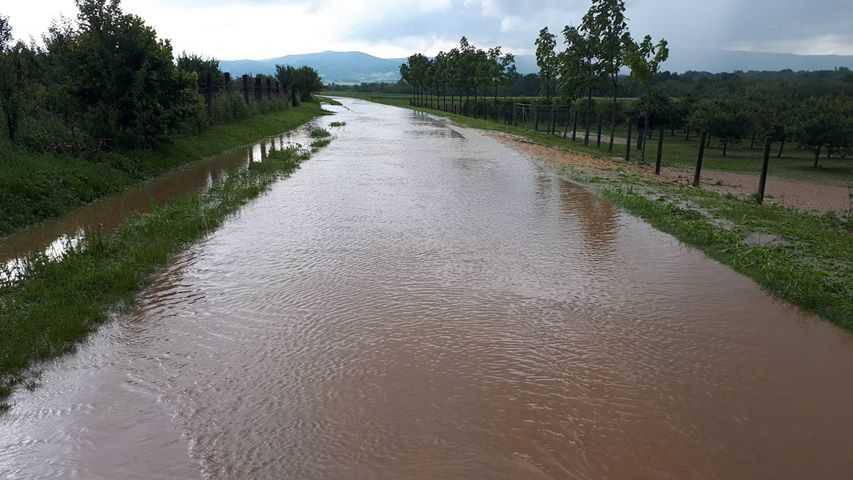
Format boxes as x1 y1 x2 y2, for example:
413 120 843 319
4 0 852 59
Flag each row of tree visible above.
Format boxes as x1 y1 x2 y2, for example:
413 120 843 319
397 0 852 163
399 37 517 109
0 0 323 153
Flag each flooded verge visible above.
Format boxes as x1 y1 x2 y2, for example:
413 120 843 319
0 124 319 281
2 98 853 480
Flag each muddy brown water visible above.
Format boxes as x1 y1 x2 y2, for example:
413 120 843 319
2 98 853 479
0 128 313 279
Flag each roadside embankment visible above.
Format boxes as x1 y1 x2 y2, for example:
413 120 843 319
0 101 332 237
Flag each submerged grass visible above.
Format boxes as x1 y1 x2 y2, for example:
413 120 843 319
329 121 346 128
343 91 853 329
594 173 853 328
309 127 332 138
310 138 332 151
0 139 332 405
0 101 331 237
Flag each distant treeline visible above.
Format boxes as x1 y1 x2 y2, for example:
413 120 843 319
0 0 323 154
328 66 853 102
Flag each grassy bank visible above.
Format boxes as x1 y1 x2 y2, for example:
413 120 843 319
328 92 852 184
0 144 325 408
598 174 852 327
340 92 853 329
0 101 331 237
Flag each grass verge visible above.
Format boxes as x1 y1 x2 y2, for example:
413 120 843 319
594 173 852 328
341 92 853 330
0 101 332 237
0 142 329 408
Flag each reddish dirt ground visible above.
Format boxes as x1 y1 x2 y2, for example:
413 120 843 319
491 132 852 214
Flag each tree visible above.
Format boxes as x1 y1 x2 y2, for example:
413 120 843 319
177 53 225 94
64 0 197 147
0 15 10 49
535 28 558 101
586 0 629 151
564 18 602 144
625 34 669 158
294 66 322 101
276 65 298 106
0 14 19 141
795 96 852 168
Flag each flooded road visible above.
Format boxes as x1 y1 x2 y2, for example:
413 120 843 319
2 98 853 479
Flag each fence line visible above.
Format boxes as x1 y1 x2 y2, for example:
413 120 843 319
408 95 784 203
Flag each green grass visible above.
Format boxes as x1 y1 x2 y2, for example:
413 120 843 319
0 101 331 237
329 92 852 185
598 177 852 327
329 121 347 128
310 138 332 151
339 91 853 329
309 127 332 138
0 139 333 406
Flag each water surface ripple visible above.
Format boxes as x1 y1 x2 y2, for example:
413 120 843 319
2 98 853 479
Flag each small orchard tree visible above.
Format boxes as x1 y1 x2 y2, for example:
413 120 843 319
795 96 851 168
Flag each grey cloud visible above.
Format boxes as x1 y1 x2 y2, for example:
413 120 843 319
344 0 853 55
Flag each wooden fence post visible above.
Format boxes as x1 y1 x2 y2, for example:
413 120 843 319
626 120 633 162
596 113 603 147
693 131 708 187
655 129 664 175
550 105 557 135
757 139 772 204
204 71 213 117
572 111 578 142
534 105 540 131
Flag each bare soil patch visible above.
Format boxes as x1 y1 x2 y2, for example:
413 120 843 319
491 132 852 214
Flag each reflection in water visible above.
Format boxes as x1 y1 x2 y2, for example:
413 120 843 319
0 126 318 282
2 99 853 480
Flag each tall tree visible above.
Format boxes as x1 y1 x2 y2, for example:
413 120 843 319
587 0 629 151
535 28 558 101
625 34 669 159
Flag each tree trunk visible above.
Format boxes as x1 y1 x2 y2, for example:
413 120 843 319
584 87 593 146
777 138 785 158
814 145 822 168
722 140 728 157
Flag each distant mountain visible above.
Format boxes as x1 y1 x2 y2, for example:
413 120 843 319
664 49 853 73
220 49 853 85
220 51 405 84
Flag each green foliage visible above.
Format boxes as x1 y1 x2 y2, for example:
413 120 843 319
535 28 559 99
794 96 853 166
309 127 331 138
399 37 517 103
275 64 323 106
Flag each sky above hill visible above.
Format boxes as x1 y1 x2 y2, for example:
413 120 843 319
4 0 853 60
